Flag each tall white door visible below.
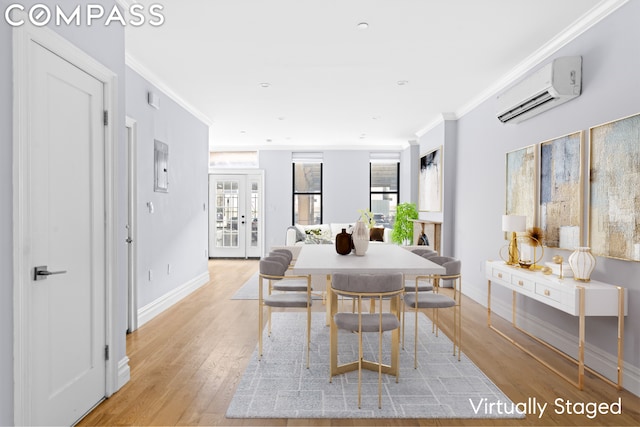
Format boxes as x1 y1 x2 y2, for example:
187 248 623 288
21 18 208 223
27 41 107 425
208 173 263 258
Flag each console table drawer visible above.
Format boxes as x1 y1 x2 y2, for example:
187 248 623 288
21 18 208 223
491 268 510 283
535 283 563 304
511 275 534 291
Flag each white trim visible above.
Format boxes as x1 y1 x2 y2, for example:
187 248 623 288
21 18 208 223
415 0 629 137
464 281 640 397
125 52 213 126
137 271 210 328
117 356 131 391
12 24 119 424
125 116 139 333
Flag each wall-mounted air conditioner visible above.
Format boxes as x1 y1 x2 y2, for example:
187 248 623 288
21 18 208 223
496 56 582 124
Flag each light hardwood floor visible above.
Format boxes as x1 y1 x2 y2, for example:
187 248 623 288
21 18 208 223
80 259 640 426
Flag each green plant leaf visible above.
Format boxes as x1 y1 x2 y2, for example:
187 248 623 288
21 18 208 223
391 202 418 244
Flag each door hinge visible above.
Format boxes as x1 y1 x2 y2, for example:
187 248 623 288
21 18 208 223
105 345 110 361
103 110 108 126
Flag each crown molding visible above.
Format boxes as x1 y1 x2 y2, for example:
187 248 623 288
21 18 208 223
453 0 629 122
125 52 213 127
210 143 406 152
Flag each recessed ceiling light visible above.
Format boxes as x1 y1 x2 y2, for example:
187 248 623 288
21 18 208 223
397 80 409 86
260 82 271 88
278 117 285 121
357 22 369 30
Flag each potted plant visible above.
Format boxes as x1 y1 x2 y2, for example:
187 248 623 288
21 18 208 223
391 202 418 245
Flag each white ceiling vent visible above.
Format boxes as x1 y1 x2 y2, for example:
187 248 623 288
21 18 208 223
496 56 582 124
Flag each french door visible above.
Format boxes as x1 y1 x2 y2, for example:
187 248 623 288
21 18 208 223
208 173 263 258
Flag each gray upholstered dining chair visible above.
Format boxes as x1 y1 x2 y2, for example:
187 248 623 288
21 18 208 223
330 273 404 409
401 251 439 348
411 248 438 258
271 249 293 266
404 256 462 368
258 257 312 368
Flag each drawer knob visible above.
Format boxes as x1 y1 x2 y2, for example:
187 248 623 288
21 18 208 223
544 289 550 296
498 273 503 279
518 280 524 286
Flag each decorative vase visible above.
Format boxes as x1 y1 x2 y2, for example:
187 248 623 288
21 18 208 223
568 247 596 282
335 228 351 255
351 220 369 256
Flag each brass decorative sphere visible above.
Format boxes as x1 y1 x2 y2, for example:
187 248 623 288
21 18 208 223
552 255 563 264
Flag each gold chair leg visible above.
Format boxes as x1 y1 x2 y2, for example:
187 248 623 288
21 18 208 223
357 297 363 409
414 305 419 369
378 296 383 409
258 276 263 360
401 299 405 350
306 277 311 369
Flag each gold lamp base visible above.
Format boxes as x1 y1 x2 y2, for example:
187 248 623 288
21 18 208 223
506 231 519 265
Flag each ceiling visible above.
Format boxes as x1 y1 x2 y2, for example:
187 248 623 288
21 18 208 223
124 0 606 151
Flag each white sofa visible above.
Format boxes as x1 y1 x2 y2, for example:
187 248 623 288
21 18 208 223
285 223 391 246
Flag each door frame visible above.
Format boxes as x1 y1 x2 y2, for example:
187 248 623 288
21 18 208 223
208 169 265 259
12 24 120 425
125 116 138 333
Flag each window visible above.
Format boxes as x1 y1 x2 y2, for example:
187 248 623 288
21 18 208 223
293 162 322 225
209 151 258 168
370 161 399 229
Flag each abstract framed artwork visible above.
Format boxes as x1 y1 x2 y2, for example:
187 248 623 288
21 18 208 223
505 144 537 231
539 131 583 249
588 113 640 261
418 146 442 212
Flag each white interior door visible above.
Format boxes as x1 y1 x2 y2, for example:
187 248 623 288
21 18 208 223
208 173 263 258
27 40 107 425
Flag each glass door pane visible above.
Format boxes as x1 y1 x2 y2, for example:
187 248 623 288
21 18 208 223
216 180 240 248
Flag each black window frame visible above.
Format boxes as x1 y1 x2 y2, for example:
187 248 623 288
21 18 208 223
369 161 400 226
292 162 323 225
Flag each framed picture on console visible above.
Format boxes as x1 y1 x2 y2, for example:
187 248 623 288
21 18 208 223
505 144 537 231
539 131 583 249
418 146 442 212
588 112 640 261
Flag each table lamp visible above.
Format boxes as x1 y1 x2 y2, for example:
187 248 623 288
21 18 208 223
502 215 526 265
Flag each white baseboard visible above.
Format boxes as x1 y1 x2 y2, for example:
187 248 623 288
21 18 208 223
138 271 210 328
463 281 640 397
117 356 130 391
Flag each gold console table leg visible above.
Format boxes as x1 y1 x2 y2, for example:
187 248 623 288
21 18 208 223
486 280 624 391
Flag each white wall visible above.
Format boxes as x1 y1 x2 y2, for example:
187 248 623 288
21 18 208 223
399 144 419 204
125 66 210 311
431 0 640 394
322 151 370 223
0 0 14 422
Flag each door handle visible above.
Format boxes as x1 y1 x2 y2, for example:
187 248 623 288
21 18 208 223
33 265 67 281
126 237 133 244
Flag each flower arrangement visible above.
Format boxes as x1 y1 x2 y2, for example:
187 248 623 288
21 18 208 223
357 209 376 229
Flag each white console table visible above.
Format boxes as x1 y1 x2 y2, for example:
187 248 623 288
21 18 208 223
486 260 627 390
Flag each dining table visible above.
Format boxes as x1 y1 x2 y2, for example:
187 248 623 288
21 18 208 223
291 244 446 377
